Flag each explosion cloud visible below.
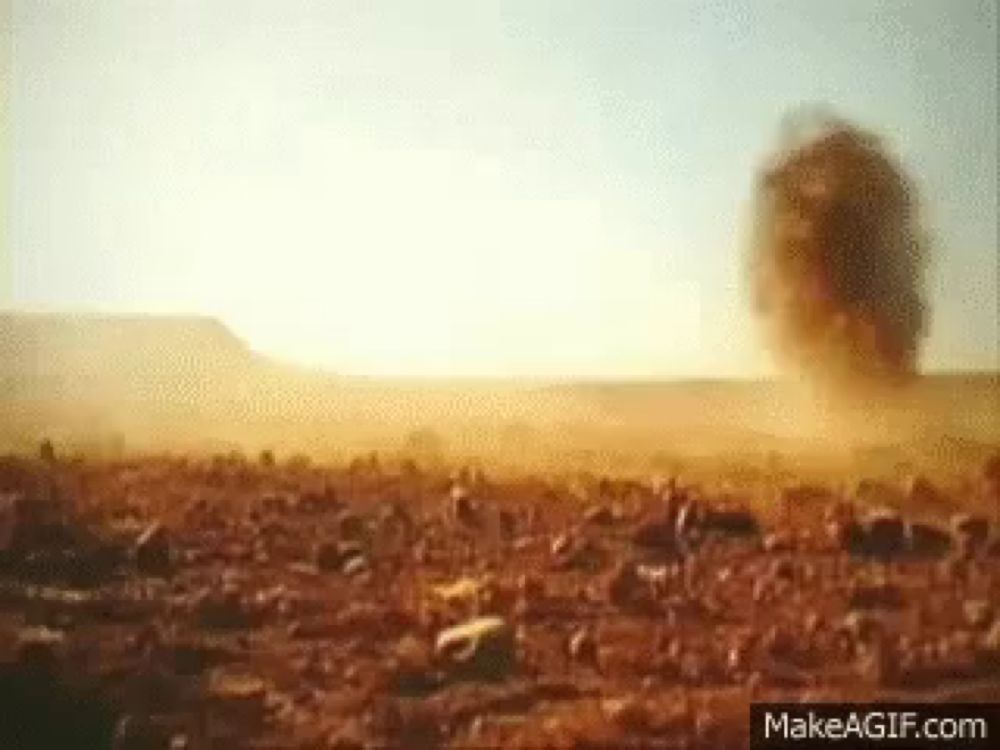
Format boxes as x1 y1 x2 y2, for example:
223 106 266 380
749 111 929 394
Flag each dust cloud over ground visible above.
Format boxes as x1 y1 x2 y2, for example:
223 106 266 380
748 111 929 398
0 313 997 481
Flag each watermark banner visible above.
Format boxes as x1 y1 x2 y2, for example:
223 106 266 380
751 703 1000 749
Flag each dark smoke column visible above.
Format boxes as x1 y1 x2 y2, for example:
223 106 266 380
749 112 929 394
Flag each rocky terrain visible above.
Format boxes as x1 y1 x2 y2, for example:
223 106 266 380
0 446 998 749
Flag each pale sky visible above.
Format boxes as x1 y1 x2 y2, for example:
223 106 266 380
3 0 997 378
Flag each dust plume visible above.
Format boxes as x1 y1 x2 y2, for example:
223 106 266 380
749 110 929 395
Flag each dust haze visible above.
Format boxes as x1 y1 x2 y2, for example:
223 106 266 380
1 312 997 480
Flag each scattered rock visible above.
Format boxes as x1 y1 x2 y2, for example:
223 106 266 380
963 600 994 630
432 576 487 605
112 714 164 750
337 512 366 542
342 554 370 578
134 522 171 575
607 560 641 608
1 451 997 749
449 486 480 528
316 539 365 572
327 721 367 750
367 698 443 749
583 505 613 526
38 439 56 463
550 535 604 571
389 635 436 695
602 696 650 731
907 521 952 558
209 670 268 730
497 508 517 540
848 580 903 610
980 622 1000 657
907 476 946 508
951 514 990 553
630 515 679 551
769 558 795 581
435 616 515 680
762 533 794 553
781 484 834 507
838 611 883 645
856 641 898 687
17 626 66 669
0 632 118 750
701 508 760 538
863 508 907 558
567 627 597 664
854 480 905 509
550 533 573 559
762 625 795 660
197 586 253 630
636 563 672 599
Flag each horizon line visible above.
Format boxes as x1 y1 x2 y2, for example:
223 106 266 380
2 307 997 385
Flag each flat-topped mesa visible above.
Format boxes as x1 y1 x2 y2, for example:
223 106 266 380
0 313 259 417
0 312 250 377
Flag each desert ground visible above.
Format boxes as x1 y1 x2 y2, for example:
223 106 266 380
1 314 998 749
1 444 999 750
